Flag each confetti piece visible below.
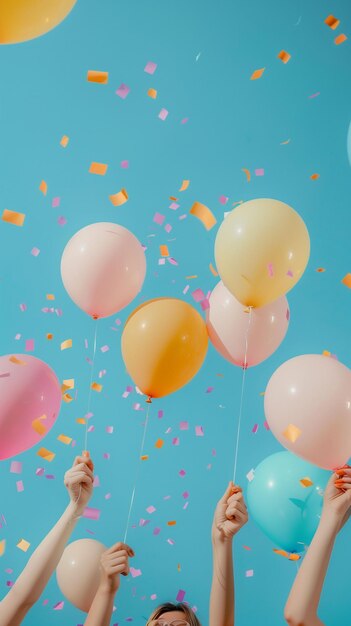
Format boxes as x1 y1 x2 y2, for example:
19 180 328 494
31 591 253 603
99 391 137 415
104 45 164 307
341 273 351 288
255 168 264 176
62 393 73 403
179 469 186 477
116 83 130 99
219 195 229 205
130 567 142 578
180 421 189 430
170 202 179 210
159 108 169 121
160 244 169 257
121 160 129 168
310 173 320 180
109 189 128 206
277 50 291 64
209 263 218 276
190 201 217 230
10 461 22 474
9 356 26 365
89 162 108 176
283 423 302 443
82 507 101 520
39 180 47 195
37 448 55 462
179 180 190 191
144 61 157 74
25 339 34 352
141 455 149 461
155 439 164 449
280 138 291 145
0 540 5 556
246 570 254 577
165 223 172 233
153 213 165 225
250 68 265 80
91 382 102 392
300 477 313 488
19 303 27 312
242 168 251 182
60 135 69 147
2 209 25 226
16 481 24 492
32 415 47 436
316 268 325 273
57 434 72 445
195 426 204 436
176 589 186 602
58 216 67 226
53 601 64 610
17 539 30 552
247 469 255 482
252 424 259 434
31 247 40 256
87 70 108 84
335 34 347 45
325 15 340 29
61 339 72 350
323 350 331 357
148 88 157 99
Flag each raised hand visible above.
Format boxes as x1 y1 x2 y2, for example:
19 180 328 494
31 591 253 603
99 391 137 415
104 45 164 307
99 543 135 594
213 481 248 542
64 454 94 514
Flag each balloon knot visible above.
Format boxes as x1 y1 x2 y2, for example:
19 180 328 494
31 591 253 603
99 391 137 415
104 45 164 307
146 396 152 404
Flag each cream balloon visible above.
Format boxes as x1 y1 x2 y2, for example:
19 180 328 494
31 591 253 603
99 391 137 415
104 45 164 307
56 539 106 612
215 198 310 308
61 222 146 319
206 282 290 367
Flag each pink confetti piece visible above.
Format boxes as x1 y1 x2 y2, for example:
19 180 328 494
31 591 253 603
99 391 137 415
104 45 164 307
25 339 34 352
151 594 157 600
88 425 94 433
158 410 163 419
116 83 130 99
130 567 142 578
106 426 114 434
287 269 294 277
53 601 64 610
98 369 107 378
121 160 129 168
255 168 264 176
93 475 100 487
183 491 189 499
45 474 55 479
169 202 179 210
16 480 24 492
153 212 165 225
201 299 210 311
263 420 270 430
58 216 67 226
167 257 178 266
153 527 161 535
19 303 27 312
36 468 45 476
105 493 111 499
158 258 166 265
206 387 214 393
176 589 186 602
15 333 21 340
82 507 101 520
181 117 189 124
139 518 150 527
6 581 14 587
52 197 60 208
192 288 205 302
179 213 187 220
100 345 109 353
195 425 204 436
103 452 110 460
146 506 156 514
183 285 190 294
31 247 40 256
252 424 259 434
0 372 10 378
246 570 254 577
247 469 255 482
10 461 22 474
172 437 180 445
158 108 169 121
308 92 320 99
165 223 172 233
219 195 229 205
115 318 122 325
180 421 189 430
144 61 157 74
267 262 274 277
167 538 175 545
179 469 186 477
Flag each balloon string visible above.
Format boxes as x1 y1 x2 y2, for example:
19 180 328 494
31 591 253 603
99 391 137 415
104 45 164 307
84 319 99 453
123 402 151 544
232 307 253 484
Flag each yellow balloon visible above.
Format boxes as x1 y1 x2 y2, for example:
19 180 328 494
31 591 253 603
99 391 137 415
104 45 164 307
215 198 310 308
121 298 208 399
0 0 77 44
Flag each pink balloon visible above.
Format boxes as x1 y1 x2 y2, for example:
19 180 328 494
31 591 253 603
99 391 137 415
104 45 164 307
0 355 61 460
61 222 146 319
206 281 290 367
265 354 351 470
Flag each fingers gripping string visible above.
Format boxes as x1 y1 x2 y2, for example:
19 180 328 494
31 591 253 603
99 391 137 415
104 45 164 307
232 306 253 484
123 401 151 544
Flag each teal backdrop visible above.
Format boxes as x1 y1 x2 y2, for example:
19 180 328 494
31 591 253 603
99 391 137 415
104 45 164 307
0 0 350 624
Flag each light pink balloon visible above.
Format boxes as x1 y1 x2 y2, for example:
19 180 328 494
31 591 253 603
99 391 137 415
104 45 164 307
0 354 61 460
206 281 290 367
61 222 146 319
56 539 106 612
265 354 351 470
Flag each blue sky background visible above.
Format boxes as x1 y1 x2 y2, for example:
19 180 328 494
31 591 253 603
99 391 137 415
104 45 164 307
0 0 350 624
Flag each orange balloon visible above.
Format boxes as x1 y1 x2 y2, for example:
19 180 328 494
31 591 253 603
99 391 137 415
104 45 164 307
0 0 77 44
121 298 208 398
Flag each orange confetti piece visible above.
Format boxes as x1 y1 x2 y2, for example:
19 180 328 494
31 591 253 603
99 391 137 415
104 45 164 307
342 273 351 288
209 262 218 277
46 294 55 300
155 439 164 449
185 275 198 279
91 382 102 392
167 520 176 526
109 189 128 206
250 67 265 80
76 418 86 425
289 553 301 561
60 135 69 147
62 393 73 403
46 333 54 340
335 33 347 45
323 350 331 357
57 434 72 445
160 245 169 257
61 339 72 350
17 539 30 552
179 180 190 192
190 201 217 231
243 545 252 551
277 50 291 64
89 162 108 175
310 173 320 180
300 477 313 488
316 268 325 273
2 209 25 227
147 88 157 99
280 139 291 145
283 423 302 444
39 180 47 195
63 378 74 389
37 448 55 462
242 168 251 182
9 356 26 365
32 415 47 436
87 70 109 84
325 15 340 29
177 563 181 572
140 455 149 461
0 540 6 556
273 548 289 558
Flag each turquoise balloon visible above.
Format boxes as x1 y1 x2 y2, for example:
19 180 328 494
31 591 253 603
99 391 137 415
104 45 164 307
247 451 330 553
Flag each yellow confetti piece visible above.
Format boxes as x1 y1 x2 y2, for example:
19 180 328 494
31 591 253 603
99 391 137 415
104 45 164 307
310 173 320 180
87 70 109 84
57 434 72 445
280 138 291 145
109 189 129 206
61 339 72 350
185 275 198 279
160 244 169 257
60 135 69 147
91 382 102 392
283 423 302 444
155 439 164 449
17 539 30 552
46 294 55 300
89 162 108 175
341 273 351 288
209 262 218 277
179 180 190 192
335 33 347 45
46 333 54 340
32 415 47 436
0 539 6 556
167 520 176 526
147 88 157 99
2 209 25 227
242 168 251 182
250 67 265 80
277 50 291 64
140 455 149 461
325 15 340 29
63 378 75 389
9 356 26 365
76 418 86 425
39 180 47 195
300 477 313 488
190 201 217 231
37 447 55 462
62 393 73 403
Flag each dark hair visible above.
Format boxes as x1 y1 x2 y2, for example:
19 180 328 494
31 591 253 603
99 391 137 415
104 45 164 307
146 602 202 626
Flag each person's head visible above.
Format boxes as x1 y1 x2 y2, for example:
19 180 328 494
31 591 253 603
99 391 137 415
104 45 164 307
146 602 201 626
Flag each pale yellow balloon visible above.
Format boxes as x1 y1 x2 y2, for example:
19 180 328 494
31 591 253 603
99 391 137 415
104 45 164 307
121 298 208 399
0 0 77 44
215 198 310 308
